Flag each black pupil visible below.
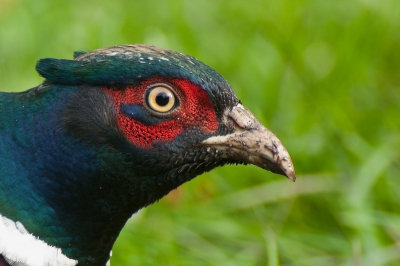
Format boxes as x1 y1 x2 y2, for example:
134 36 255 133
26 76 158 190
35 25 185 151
155 92 170 107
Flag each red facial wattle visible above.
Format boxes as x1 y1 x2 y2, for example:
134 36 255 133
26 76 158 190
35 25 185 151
104 78 219 148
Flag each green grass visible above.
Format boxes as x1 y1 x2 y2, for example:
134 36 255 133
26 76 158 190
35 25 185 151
1 0 400 265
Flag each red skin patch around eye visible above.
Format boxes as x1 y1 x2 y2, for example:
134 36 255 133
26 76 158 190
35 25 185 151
104 78 219 148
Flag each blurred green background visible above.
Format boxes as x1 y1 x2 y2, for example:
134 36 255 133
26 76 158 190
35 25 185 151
1 0 400 265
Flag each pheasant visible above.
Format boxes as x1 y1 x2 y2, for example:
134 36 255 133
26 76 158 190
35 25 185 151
0 45 295 266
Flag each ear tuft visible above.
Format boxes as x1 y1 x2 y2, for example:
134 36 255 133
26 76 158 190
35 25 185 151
35 58 84 85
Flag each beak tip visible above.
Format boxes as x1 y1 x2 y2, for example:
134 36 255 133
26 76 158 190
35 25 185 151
288 173 296 182
279 156 296 182
278 165 295 182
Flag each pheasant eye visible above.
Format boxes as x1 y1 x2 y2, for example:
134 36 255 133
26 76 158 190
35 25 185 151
146 86 176 113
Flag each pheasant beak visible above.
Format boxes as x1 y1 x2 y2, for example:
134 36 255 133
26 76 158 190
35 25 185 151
201 104 296 181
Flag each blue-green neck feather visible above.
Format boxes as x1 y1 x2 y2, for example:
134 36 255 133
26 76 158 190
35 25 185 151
0 87 112 264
